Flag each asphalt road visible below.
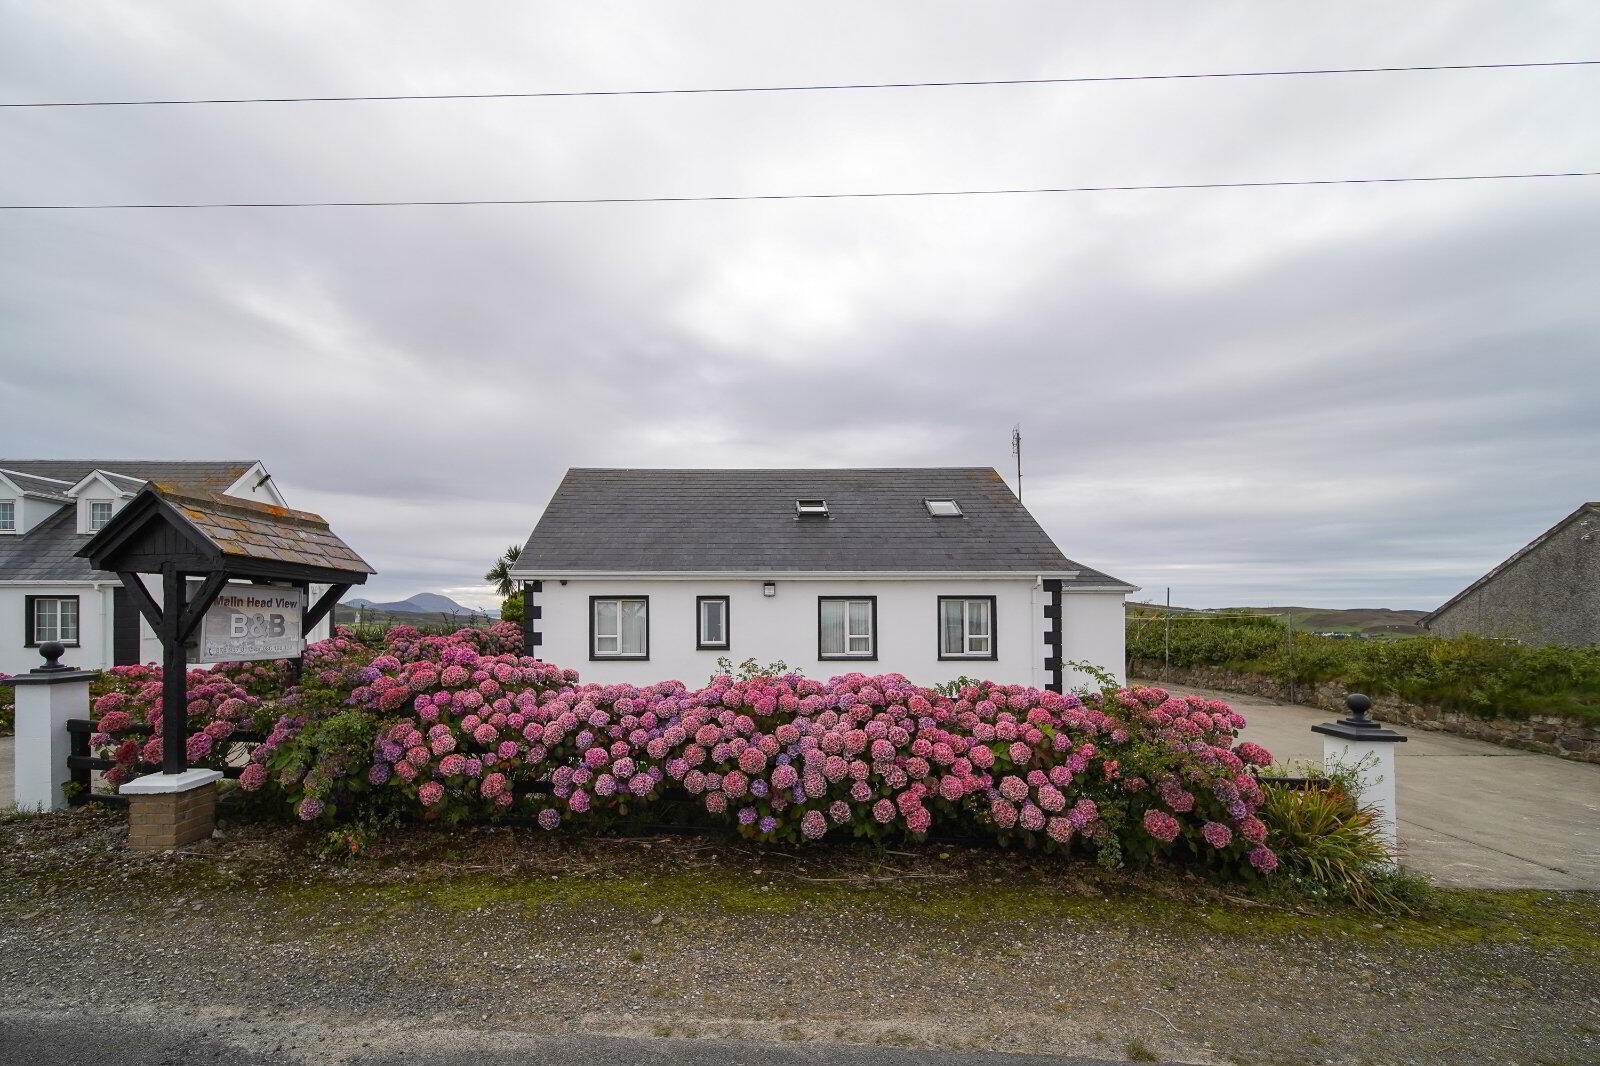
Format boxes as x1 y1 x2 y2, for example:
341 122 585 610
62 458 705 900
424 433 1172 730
0 1013 1142 1066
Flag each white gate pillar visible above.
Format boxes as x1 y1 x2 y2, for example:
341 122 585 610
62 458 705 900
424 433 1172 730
1313 693 1407 856
3 642 99 812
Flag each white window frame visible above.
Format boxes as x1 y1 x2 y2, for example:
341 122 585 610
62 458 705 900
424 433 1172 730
590 596 649 660
939 596 996 660
819 597 876 660
29 596 81 646
0 499 14 533
87 499 114 532
696 596 730 649
924 498 963 517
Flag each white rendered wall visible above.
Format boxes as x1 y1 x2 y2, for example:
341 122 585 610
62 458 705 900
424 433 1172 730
533 578 1125 691
1060 591 1128 688
0 584 112 675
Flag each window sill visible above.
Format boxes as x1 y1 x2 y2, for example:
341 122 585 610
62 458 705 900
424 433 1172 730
25 642 81 649
819 654 878 662
939 653 998 662
590 655 649 662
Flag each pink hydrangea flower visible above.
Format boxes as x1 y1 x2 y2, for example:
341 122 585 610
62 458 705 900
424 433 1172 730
1143 808 1180 843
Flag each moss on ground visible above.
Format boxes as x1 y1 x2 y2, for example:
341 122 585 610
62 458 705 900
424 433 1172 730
269 861 1600 956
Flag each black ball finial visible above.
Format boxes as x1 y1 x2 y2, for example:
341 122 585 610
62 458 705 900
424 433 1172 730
1345 692 1372 721
36 641 69 672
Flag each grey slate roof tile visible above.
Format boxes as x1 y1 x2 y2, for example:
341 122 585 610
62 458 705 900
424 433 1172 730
1 459 262 583
519 468 1132 587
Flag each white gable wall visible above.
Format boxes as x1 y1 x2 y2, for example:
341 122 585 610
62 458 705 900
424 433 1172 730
532 577 1127 691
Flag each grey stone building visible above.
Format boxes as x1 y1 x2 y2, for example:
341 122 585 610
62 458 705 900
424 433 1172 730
1422 502 1600 646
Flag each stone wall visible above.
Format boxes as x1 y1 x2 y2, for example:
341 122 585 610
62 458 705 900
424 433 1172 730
1130 660 1599 765
1425 505 1600 647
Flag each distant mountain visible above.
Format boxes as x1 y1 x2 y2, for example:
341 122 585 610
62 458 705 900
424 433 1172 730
344 593 497 618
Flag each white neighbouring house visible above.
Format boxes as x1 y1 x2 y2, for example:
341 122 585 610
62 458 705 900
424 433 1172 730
509 468 1138 692
0 460 332 675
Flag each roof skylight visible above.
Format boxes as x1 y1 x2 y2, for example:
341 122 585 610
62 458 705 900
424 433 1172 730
795 499 830 517
925 499 963 517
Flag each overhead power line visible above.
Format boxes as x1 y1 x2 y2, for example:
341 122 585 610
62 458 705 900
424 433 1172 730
2 60 1595 109
2 171 1594 211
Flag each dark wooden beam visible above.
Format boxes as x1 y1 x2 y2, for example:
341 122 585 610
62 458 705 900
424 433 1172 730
303 583 350 636
115 571 164 631
160 567 188 774
176 571 231 645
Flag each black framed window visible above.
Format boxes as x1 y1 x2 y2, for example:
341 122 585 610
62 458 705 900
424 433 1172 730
818 596 876 660
696 595 730 649
938 596 997 660
26 595 80 647
590 596 648 660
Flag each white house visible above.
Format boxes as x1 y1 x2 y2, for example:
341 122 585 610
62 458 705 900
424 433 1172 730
509 468 1137 691
0 460 330 675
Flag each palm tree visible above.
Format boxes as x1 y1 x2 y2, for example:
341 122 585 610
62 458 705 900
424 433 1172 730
484 544 523 598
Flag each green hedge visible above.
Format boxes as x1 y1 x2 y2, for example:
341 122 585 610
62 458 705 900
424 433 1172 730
1127 613 1600 723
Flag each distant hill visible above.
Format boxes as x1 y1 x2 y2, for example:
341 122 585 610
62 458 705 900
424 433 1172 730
1231 607 1429 636
1126 602 1428 637
345 592 494 617
338 592 499 627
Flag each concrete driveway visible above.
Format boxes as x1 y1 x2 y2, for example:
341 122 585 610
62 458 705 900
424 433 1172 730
1173 683 1600 890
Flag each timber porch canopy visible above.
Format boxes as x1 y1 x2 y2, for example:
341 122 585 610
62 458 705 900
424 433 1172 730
78 483 374 775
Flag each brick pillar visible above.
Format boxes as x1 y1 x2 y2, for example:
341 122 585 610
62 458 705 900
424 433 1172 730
122 769 223 853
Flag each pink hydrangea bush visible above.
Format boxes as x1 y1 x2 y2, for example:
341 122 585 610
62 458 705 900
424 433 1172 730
82 621 1280 876
88 663 270 786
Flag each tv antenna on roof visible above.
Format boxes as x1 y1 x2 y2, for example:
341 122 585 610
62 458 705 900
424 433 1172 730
1011 424 1023 503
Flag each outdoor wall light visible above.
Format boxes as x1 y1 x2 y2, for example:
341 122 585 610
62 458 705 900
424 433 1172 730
762 582 777 597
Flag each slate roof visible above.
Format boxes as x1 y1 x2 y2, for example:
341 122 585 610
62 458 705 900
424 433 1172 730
0 460 261 582
154 488 374 577
517 468 1133 586
0 460 255 493
0 506 96 581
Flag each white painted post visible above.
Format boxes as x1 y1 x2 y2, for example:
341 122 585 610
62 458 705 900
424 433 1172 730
1313 693 1407 855
4 642 99 813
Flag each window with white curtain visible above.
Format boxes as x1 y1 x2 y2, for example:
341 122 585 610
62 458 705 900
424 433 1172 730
819 597 875 659
30 596 80 645
939 596 996 659
88 500 113 531
0 500 14 532
697 596 729 649
591 597 648 659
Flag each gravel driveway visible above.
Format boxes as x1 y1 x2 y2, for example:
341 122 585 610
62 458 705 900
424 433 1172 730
1 808 1595 1066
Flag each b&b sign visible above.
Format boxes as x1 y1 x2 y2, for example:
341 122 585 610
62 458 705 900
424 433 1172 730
195 586 305 663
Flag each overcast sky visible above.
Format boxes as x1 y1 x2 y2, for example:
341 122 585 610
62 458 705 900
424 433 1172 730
2 2 1596 611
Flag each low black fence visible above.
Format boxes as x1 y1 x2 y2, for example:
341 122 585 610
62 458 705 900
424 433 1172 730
65 719 267 807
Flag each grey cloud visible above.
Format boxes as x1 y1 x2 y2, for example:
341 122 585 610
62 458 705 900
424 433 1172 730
1 1 1597 610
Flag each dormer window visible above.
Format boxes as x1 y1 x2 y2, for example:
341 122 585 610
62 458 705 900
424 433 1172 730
88 500 114 532
0 500 14 532
795 499 829 517
925 499 962 517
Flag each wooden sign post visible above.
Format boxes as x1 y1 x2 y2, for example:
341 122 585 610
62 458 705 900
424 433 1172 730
78 485 373 847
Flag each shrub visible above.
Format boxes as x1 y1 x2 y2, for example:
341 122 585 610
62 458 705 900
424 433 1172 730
1257 780 1421 913
1128 614 1600 722
86 624 1287 878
